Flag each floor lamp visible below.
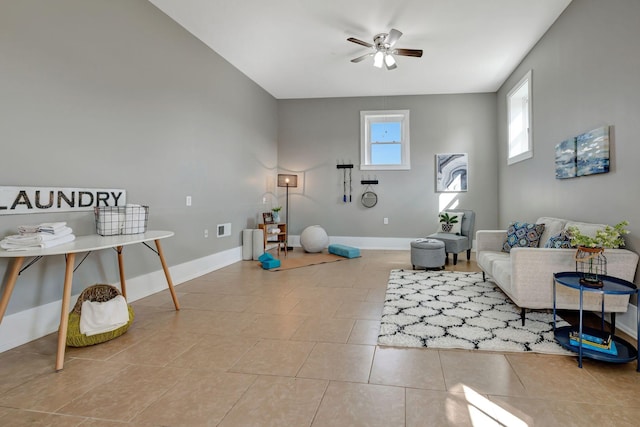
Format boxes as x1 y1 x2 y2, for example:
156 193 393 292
277 173 298 251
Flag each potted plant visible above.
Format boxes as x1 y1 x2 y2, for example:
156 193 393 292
567 221 629 286
567 221 629 249
271 206 282 223
439 212 459 233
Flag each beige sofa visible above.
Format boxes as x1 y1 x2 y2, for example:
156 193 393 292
476 217 639 322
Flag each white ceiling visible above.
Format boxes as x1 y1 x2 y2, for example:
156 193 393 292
148 0 571 99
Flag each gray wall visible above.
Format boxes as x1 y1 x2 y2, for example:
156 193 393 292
277 94 499 238
0 0 277 314
4 0 638 321
497 0 640 272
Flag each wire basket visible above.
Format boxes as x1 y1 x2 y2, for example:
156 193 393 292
95 205 148 236
574 246 607 287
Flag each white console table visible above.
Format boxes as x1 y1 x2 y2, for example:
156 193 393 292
0 230 180 371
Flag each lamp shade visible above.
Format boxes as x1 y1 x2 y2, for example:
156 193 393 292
385 53 396 67
277 174 298 188
373 51 384 68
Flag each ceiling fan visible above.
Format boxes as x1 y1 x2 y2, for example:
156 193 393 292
347 28 423 70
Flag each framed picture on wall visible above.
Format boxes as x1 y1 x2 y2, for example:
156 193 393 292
576 126 610 176
262 212 274 224
555 137 577 179
436 153 468 192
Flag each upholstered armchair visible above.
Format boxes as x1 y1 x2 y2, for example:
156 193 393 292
428 209 475 264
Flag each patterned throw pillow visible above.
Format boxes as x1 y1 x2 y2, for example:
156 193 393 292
502 222 546 252
544 230 574 249
436 212 464 234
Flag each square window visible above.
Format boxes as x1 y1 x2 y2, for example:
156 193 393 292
360 110 410 170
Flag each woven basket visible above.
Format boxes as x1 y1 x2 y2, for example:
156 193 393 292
71 284 122 314
66 284 134 347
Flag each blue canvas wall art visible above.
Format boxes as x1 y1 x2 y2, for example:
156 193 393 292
576 126 610 176
555 137 576 179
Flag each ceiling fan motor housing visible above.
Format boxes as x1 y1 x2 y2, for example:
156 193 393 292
374 33 390 51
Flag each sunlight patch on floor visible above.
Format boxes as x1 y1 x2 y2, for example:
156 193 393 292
462 385 528 427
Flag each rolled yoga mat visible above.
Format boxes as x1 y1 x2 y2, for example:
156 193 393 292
252 228 264 260
242 229 253 260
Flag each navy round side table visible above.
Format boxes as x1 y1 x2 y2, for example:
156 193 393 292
553 271 638 371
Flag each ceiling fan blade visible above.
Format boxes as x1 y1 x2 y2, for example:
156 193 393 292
347 37 373 48
393 48 423 58
351 52 373 63
387 29 402 47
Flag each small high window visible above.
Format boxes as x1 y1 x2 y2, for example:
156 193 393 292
360 110 410 170
507 70 533 165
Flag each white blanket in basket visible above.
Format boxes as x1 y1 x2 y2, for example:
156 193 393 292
124 204 146 234
80 295 129 336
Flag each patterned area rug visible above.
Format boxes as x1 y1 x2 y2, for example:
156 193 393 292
378 270 572 354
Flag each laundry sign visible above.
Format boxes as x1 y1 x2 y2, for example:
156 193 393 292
0 186 126 215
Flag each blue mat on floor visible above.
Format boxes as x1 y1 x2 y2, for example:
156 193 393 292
328 244 360 258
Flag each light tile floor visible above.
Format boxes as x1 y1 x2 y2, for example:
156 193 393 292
1 250 639 426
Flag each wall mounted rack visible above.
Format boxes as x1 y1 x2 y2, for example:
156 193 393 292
337 164 354 202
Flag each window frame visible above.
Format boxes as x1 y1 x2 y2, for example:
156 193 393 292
360 110 410 170
507 70 533 165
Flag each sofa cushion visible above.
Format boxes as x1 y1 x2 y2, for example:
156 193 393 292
544 230 574 249
428 232 467 253
536 217 566 247
476 250 509 273
491 258 512 293
502 222 546 252
437 211 464 234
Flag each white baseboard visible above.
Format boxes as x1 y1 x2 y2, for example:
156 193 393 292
327 235 417 250
289 235 476 251
0 247 243 353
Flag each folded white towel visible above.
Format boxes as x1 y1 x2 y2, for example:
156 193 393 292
6 227 73 244
44 233 75 248
1 233 76 251
6 234 48 245
18 224 40 234
80 295 129 336
50 226 73 238
38 222 68 234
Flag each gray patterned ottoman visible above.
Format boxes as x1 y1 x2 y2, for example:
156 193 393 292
410 238 446 270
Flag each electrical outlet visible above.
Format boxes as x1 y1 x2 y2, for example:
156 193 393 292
204 229 208 238
186 196 192 206
383 217 389 225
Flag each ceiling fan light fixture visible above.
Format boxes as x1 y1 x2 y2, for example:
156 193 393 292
348 28 421 70
385 53 396 67
373 51 384 68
